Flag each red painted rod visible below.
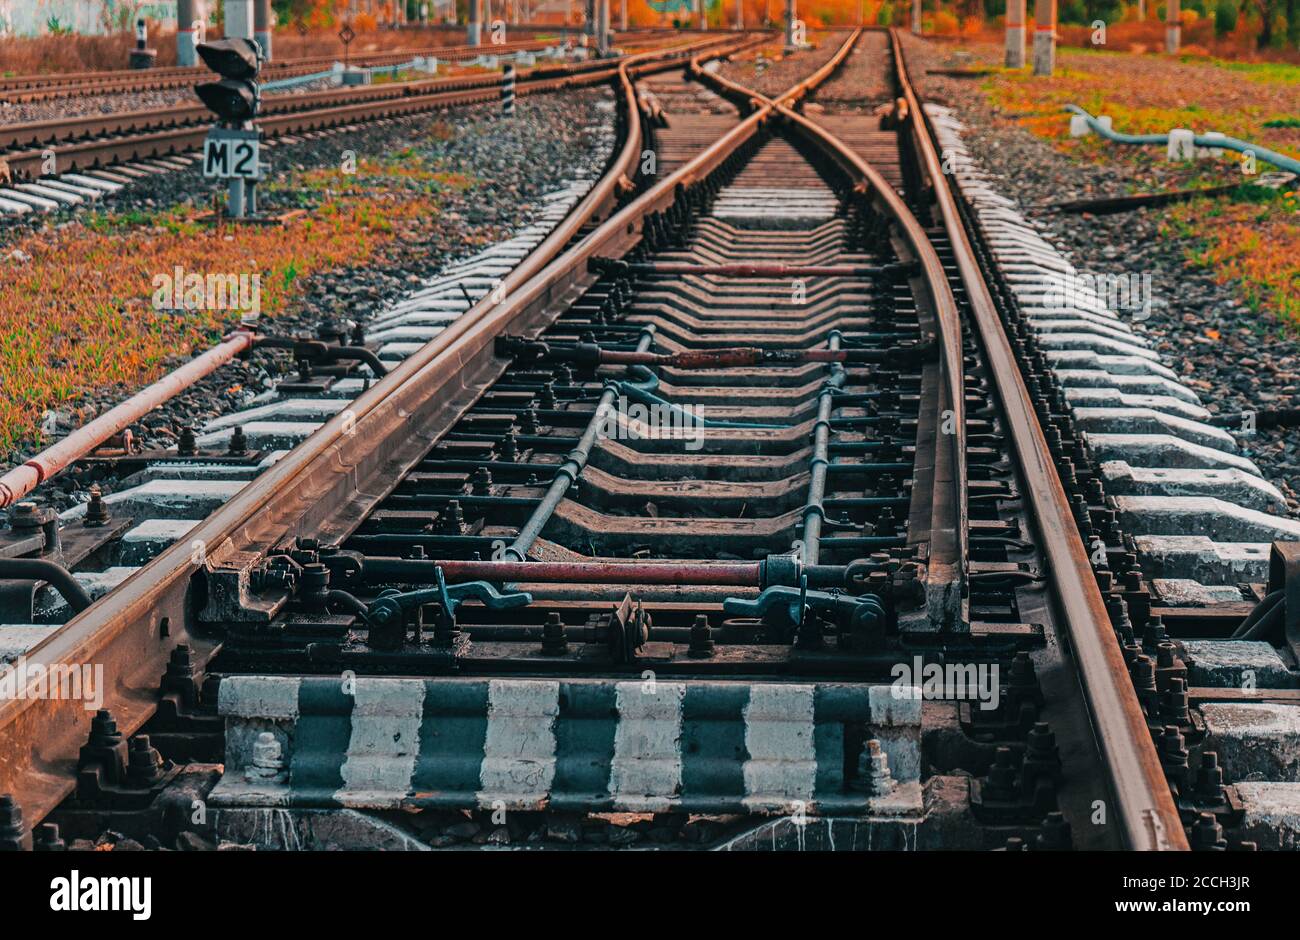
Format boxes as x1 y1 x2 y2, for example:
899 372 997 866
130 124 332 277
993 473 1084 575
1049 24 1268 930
431 559 765 586
598 347 848 368
0 330 256 509
626 262 897 277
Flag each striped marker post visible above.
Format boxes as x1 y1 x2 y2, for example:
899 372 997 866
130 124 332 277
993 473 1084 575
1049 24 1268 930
501 64 516 116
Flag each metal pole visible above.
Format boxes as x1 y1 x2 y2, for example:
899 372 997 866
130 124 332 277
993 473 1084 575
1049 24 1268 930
223 0 254 40
911 0 921 34
784 0 795 48
254 0 272 59
584 0 595 44
622 0 628 31
1032 0 1055 76
736 0 744 29
468 0 481 44
228 177 246 219
1005 0 1025 67
0 331 257 508
177 0 197 66
1165 0 1180 52
501 63 516 113
598 0 609 53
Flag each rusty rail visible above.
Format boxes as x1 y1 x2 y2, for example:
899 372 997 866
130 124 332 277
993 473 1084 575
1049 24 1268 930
889 27 1186 851
0 37 571 104
0 37 711 153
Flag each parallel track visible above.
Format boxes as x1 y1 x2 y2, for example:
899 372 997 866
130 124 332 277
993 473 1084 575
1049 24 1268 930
0 33 752 183
0 34 591 103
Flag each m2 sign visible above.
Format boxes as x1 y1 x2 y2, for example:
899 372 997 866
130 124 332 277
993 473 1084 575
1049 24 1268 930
203 129 261 180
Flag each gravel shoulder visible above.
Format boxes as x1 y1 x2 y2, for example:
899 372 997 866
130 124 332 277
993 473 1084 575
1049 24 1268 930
901 33 1300 515
715 30 845 96
1 88 616 511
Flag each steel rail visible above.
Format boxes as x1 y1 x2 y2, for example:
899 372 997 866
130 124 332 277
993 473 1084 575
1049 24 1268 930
0 38 565 103
0 37 727 153
0 29 679 95
888 27 1186 850
1 33 751 180
706 27 966 630
0 38 555 91
0 32 830 833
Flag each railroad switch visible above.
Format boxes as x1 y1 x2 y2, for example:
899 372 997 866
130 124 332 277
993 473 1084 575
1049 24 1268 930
254 334 388 379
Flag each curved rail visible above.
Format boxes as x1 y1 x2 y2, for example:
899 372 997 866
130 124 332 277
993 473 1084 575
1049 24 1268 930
694 28 967 629
891 28 1187 851
0 30 843 834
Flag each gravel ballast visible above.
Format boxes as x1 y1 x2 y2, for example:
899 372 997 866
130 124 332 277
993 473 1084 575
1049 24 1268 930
900 33 1300 516
1 88 617 512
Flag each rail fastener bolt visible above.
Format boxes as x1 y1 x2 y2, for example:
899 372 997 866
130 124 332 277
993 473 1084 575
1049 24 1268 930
83 484 111 527
541 611 569 656
33 823 66 852
687 613 715 658
0 795 28 851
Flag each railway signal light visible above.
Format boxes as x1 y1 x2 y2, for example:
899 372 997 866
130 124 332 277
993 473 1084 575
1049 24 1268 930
194 38 262 127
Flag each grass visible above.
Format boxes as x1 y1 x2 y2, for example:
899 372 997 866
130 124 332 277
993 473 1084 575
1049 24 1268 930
1162 188 1300 325
980 52 1300 161
973 46 1300 329
0 150 476 460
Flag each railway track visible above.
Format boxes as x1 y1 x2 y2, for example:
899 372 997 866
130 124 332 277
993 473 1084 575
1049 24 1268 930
0 35 573 104
0 32 750 211
0 26 1296 854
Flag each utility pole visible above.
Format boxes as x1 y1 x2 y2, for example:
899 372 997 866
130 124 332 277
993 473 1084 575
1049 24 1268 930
1166 0 1180 51
224 0 254 40
254 0 272 59
1006 0 1025 67
1032 0 1055 75
468 0 481 44
178 0 197 66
